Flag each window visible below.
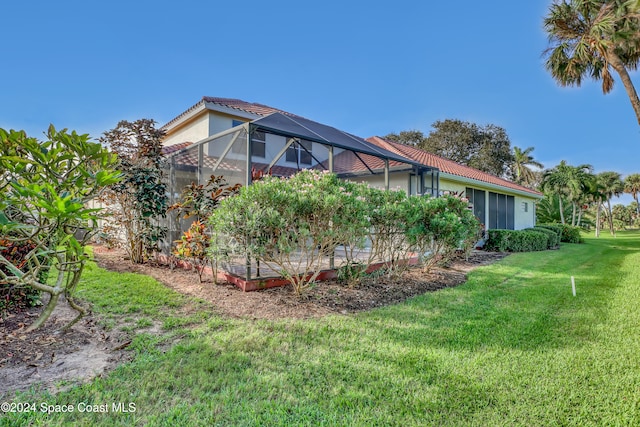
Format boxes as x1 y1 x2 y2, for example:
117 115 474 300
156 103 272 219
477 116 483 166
286 140 312 165
251 130 266 158
231 119 244 128
523 202 528 212
422 170 439 197
466 187 486 226
488 192 515 230
230 129 265 158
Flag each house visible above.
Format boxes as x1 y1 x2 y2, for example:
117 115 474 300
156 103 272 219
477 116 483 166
161 97 542 231
362 137 543 231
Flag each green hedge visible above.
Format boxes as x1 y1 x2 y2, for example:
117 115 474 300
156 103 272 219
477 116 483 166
527 227 560 249
485 229 549 252
538 223 583 244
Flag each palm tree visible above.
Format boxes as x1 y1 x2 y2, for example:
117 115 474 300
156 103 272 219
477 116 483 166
542 161 593 225
511 146 544 188
544 0 640 125
597 171 625 235
624 173 640 214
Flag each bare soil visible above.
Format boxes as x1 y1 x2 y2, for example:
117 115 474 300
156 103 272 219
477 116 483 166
0 296 133 399
0 247 508 399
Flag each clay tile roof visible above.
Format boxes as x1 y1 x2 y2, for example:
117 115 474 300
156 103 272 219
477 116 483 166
162 97 300 131
366 136 543 197
201 97 299 118
161 141 193 155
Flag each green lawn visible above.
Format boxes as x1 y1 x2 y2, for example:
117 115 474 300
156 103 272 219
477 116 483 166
3 231 640 426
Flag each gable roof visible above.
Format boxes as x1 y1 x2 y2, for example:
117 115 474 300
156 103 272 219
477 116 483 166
161 97 299 132
366 136 543 198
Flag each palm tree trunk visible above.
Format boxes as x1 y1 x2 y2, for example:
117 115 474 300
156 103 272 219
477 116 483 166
571 202 577 226
607 199 615 236
609 53 640 126
596 200 602 238
577 207 583 228
559 196 565 224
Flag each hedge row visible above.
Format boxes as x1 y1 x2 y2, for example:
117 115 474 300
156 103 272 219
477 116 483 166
485 229 549 252
538 223 583 244
526 226 560 249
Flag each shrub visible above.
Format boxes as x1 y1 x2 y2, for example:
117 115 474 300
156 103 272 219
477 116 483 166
210 171 482 294
536 223 563 238
173 221 210 283
98 119 168 264
362 186 412 276
538 223 583 244
526 227 560 249
486 229 548 252
210 171 361 294
559 224 583 243
170 175 242 284
1 239 42 315
404 195 480 271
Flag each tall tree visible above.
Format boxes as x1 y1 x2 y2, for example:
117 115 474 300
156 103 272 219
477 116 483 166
0 127 120 330
99 119 168 264
624 173 640 214
542 161 594 225
543 0 640 125
597 171 625 235
420 119 514 177
383 130 426 147
511 146 544 188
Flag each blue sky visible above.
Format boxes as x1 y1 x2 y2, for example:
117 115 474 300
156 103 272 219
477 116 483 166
1 1 638 203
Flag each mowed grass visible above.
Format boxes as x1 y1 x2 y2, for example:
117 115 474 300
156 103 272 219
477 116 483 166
3 231 640 426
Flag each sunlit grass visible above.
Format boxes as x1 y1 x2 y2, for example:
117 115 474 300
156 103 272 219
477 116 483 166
4 231 640 426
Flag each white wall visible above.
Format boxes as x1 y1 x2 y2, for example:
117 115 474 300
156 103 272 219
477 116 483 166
514 196 537 230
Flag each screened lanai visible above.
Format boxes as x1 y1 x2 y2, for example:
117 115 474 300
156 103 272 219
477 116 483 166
161 112 439 281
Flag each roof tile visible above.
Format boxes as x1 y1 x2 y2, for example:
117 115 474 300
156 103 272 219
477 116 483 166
366 136 542 197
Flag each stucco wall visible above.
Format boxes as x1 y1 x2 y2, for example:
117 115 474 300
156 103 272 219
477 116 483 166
163 114 210 147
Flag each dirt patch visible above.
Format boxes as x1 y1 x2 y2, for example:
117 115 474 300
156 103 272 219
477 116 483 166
92 247 509 319
0 296 134 399
0 247 508 399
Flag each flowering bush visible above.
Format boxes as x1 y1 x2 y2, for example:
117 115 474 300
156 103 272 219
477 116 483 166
210 170 480 294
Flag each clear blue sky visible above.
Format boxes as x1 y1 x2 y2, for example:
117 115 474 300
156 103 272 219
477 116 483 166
1 1 638 203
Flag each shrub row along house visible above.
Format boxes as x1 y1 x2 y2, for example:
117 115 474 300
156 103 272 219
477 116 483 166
160 97 542 286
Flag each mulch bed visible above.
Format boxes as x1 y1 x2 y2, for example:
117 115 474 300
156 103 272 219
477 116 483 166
92 247 509 319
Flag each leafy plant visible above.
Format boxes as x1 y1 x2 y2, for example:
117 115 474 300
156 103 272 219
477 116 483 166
173 221 210 283
169 175 242 283
0 126 120 330
404 194 481 272
210 170 351 294
98 119 168 264
168 175 242 223
1 239 42 315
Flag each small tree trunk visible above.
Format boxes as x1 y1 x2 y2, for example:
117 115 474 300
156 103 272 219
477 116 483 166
559 197 566 224
26 292 61 332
